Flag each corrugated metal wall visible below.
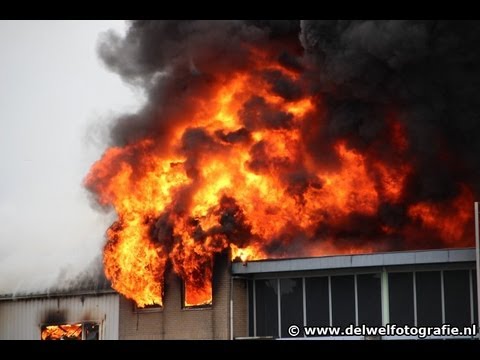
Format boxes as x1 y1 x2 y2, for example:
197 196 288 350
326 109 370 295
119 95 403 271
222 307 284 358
0 293 119 340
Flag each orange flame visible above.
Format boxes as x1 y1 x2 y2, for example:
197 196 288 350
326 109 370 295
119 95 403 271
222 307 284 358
85 51 474 307
407 185 473 247
41 324 82 340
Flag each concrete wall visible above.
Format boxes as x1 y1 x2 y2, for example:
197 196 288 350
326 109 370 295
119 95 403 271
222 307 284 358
119 255 248 339
0 292 119 340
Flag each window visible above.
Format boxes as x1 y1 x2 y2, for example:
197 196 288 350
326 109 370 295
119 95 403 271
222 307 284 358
388 272 414 326
305 277 329 327
280 278 303 337
41 322 99 340
255 279 279 337
133 302 162 312
182 279 213 309
357 273 382 326
415 271 442 326
331 275 355 327
83 322 100 340
443 270 471 327
248 280 254 336
248 266 476 338
472 269 478 324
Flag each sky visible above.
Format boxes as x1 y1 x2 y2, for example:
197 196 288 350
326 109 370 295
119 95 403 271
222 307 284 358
0 20 143 294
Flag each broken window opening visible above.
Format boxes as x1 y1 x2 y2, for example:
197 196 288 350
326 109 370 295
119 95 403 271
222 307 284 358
133 302 163 312
41 322 99 340
182 279 213 309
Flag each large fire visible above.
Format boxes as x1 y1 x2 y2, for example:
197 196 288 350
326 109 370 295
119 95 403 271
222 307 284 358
85 47 474 307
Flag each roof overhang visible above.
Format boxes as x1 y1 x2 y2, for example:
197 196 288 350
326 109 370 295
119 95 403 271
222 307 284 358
0 288 116 302
231 248 476 275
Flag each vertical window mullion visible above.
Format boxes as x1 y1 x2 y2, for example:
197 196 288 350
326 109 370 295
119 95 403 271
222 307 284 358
381 269 390 326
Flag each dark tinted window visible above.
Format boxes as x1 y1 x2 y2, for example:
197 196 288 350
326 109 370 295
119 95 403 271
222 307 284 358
388 272 414 326
331 275 355 327
248 280 254 336
280 278 303 337
84 323 99 340
444 270 471 327
472 270 478 325
416 271 442 326
255 279 278 337
305 277 330 326
357 273 382 326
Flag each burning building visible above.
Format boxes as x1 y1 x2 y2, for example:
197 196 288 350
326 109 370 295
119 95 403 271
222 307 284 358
84 20 480 311
0 248 477 339
0 274 120 340
3 20 480 340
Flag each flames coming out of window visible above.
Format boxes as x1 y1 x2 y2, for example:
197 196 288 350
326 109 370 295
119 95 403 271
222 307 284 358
40 322 99 340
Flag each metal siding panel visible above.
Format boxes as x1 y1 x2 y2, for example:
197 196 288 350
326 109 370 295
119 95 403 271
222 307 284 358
448 249 476 262
382 252 416 265
311 256 353 270
351 254 384 267
415 251 449 264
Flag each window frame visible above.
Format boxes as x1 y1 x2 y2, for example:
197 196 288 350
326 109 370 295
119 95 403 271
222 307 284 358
247 263 476 339
181 280 214 310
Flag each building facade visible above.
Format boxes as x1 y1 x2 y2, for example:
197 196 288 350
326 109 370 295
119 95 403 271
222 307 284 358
234 248 478 339
0 290 119 340
0 248 477 340
118 254 248 339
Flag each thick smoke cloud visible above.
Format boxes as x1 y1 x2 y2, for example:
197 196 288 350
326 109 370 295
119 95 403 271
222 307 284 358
97 20 300 147
300 20 480 202
91 20 480 258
